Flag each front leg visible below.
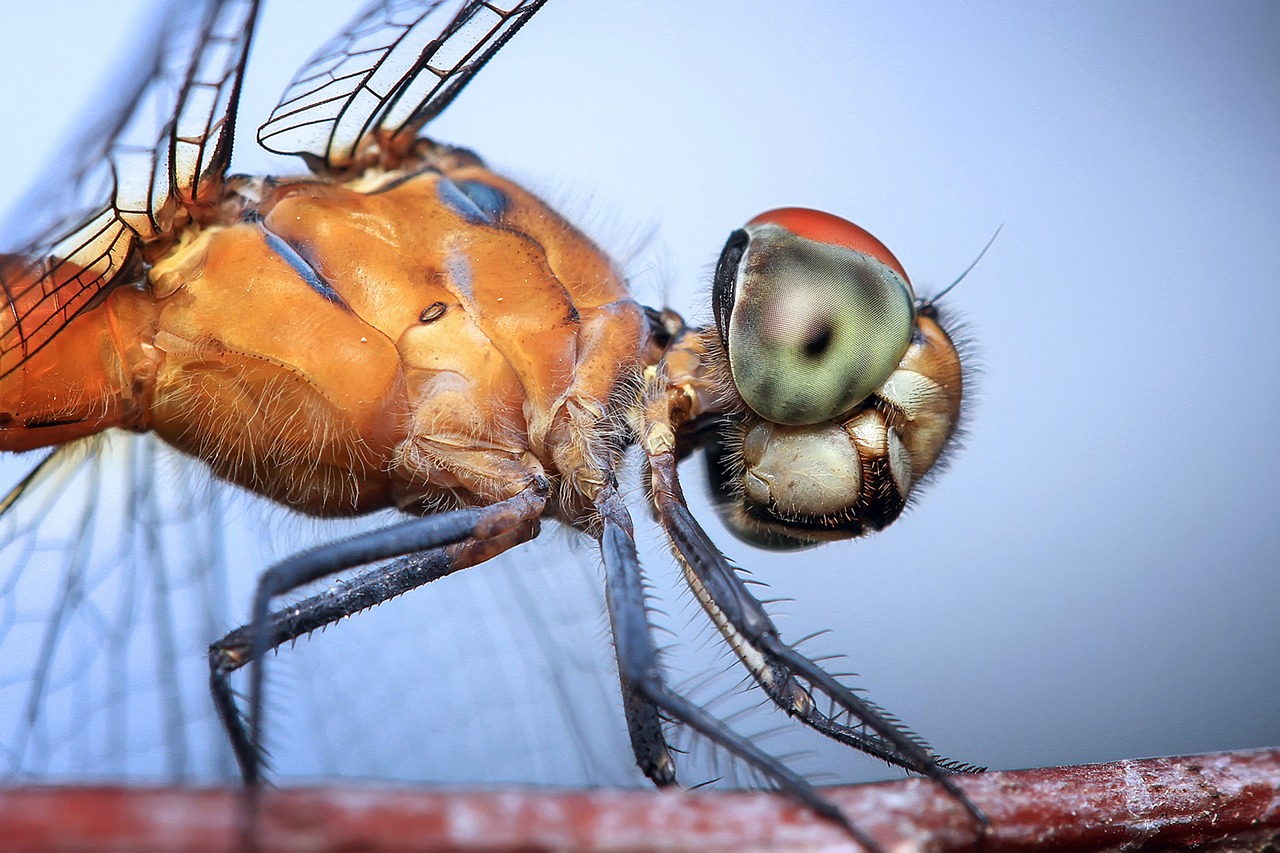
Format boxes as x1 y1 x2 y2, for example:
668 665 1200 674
646 449 989 832
592 483 871 846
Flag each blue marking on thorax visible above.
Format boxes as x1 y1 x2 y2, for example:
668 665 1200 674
438 177 509 224
262 230 349 309
446 248 474 300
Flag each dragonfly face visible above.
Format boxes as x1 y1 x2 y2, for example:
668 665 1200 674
697 208 963 548
0 0 981 841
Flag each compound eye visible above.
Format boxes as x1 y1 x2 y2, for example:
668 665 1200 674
713 208 916 426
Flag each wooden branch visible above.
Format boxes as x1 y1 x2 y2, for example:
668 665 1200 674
1 748 1276 851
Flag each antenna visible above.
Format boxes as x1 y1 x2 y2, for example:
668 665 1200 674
923 223 1003 306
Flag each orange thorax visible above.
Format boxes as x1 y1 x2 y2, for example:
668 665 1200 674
3 163 652 520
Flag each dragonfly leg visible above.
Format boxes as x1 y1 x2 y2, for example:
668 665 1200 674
594 483 876 848
208 529 517 780
646 452 990 834
208 480 547 785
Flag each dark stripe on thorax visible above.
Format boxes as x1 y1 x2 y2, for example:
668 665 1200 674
259 226 350 311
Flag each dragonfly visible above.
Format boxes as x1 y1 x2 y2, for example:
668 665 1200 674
0 0 985 843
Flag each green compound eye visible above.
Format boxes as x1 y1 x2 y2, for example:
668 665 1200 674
713 208 916 426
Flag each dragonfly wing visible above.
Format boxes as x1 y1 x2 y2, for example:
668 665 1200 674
0 0 260 380
0 432 642 786
166 0 261 212
257 0 547 174
0 434 243 779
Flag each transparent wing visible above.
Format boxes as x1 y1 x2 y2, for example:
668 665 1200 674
0 0 260 380
0 435 880 787
257 0 547 173
0 432 643 786
0 434 242 779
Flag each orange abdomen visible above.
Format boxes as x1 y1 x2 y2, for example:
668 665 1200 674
0 259 157 452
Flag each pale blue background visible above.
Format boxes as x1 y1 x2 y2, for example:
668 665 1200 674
0 1 1276 787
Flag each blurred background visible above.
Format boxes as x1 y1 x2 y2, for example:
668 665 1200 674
0 0 1276 791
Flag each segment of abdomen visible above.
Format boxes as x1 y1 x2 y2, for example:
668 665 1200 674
0 273 157 453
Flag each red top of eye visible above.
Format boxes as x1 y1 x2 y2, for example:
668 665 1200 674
747 207 909 282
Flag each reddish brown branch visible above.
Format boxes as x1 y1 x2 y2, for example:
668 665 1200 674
1 749 1276 851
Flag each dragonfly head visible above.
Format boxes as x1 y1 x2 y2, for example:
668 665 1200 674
702 209 961 549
